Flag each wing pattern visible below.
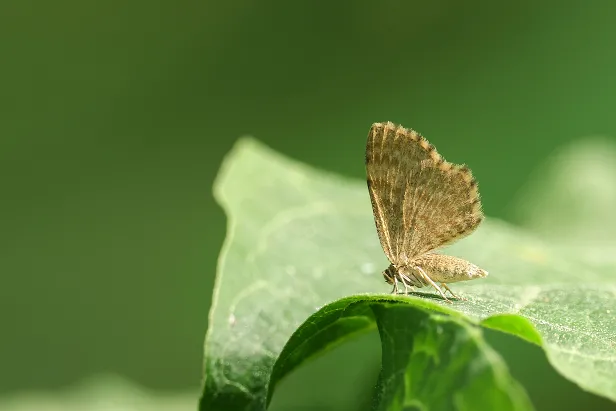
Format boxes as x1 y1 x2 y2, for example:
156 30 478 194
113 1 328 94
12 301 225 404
365 122 483 265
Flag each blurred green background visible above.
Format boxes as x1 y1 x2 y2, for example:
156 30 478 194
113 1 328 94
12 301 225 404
2 1 616 410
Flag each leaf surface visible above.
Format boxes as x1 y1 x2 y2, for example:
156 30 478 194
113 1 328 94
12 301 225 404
200 138 616 410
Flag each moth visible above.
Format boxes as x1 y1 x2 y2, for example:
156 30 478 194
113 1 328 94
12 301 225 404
365 121 488 302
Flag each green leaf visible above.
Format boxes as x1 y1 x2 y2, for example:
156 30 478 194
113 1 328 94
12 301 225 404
371 302 531 411
511 136 616 247
271 296 532 411
200 138 616 410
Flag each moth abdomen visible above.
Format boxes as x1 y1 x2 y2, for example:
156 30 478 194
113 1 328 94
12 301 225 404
411 253 488 284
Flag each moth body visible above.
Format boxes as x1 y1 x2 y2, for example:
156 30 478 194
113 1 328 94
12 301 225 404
383 251 487 287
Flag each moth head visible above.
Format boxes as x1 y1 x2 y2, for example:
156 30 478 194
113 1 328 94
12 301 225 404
382 264 397 285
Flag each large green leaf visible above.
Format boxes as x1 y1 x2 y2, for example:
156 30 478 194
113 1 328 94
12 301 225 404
200 138 616 410
270 296 533 411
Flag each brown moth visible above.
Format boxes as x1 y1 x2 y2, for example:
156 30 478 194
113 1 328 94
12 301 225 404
365 121 487 303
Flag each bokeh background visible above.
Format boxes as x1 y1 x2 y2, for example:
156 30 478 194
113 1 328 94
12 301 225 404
2 1 616 410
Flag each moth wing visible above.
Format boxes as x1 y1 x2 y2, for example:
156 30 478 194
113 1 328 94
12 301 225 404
365 122 483 264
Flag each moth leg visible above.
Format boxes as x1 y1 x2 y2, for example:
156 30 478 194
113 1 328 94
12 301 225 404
390 278 399 294
414 265 451 303
399 273 415 295
440 283 466 301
